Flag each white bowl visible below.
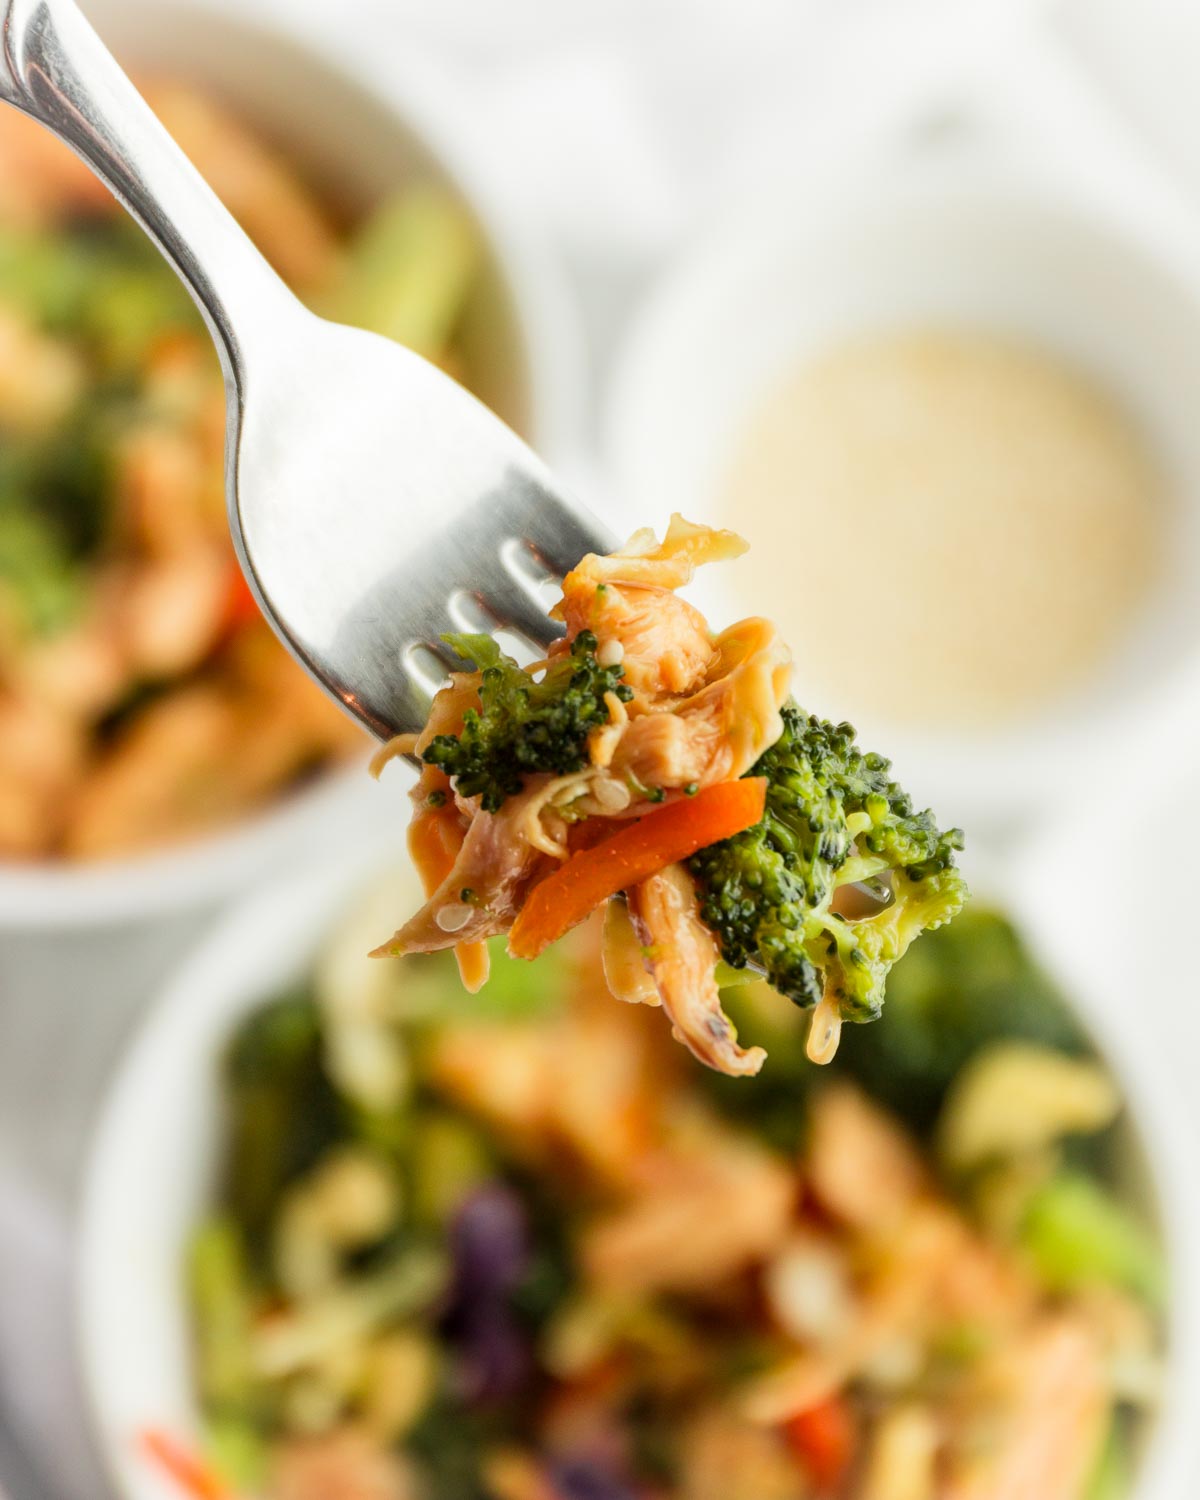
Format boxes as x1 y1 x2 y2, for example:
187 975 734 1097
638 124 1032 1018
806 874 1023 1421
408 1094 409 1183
79 839 1200 1499
0 0 583 928
606 163 1200 833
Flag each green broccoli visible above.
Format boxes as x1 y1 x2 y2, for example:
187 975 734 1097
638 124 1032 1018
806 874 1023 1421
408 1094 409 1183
688 702 966 1024
422 631 633 812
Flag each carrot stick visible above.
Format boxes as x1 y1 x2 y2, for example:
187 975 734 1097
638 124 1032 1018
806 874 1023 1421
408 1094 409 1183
781 1395 857 1494
141 1429 233 1500
221 564 261 636
509 778 766 960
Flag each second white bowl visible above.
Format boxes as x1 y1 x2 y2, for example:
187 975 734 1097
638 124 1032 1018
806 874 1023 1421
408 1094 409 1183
78 837 1200 1500
607 166 1200 832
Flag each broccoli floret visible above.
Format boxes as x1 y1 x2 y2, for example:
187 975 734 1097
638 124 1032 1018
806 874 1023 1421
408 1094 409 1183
689 701 967 1024
422 631 633 813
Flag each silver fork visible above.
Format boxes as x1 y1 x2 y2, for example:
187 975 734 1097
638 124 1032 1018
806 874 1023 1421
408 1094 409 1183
0 0 617 738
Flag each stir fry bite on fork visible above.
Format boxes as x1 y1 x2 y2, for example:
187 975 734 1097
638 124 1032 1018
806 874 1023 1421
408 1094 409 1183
372 516 967 1075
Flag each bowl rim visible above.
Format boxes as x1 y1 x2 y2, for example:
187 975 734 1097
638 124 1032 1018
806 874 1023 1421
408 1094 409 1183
77 838 1200 1500
603 162 1200 834
0 0 585 928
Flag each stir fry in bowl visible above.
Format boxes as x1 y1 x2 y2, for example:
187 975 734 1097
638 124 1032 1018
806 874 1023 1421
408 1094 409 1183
186 895 1164 1500
0 89 483 860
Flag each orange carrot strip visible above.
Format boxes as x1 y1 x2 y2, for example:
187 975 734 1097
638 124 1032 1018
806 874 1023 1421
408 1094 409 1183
509 778 766 961
221 563 261 636
140 1429 232 1500
782 1395 857 1495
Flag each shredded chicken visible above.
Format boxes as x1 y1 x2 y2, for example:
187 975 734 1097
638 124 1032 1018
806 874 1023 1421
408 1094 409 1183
943 1316 1109 1500
552 516 745 697
428 970 665 1183
582 1127 796 1293
373 784 552 957
629 862 765 1076
806 1084 930 1233
379 516 792 1076
273 1428 418 1500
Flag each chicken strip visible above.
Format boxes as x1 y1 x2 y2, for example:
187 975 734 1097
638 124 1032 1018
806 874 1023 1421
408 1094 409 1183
628 862 766 1077
372 781 552 959
609 616 791 789
553 514 745 700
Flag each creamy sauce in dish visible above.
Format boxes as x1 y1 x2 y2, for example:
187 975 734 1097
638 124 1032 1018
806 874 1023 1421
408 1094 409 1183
718 328 1165 729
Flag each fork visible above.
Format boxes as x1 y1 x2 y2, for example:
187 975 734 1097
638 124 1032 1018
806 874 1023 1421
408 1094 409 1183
0 0 617 738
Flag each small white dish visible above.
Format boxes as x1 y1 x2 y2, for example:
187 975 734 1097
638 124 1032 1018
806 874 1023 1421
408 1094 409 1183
77 838 1200 1499
0 0 584 928
606 148 1200 834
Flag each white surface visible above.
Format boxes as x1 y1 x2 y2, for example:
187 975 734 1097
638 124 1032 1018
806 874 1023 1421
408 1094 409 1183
7 0 1200 1496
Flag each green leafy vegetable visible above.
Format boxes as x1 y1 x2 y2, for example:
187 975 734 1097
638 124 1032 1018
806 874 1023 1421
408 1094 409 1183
0 506 83 635
202 1416 267 1493
220 990 345 1256
1021 1173 1166 1307
395 937 568 1025
422 631 633 812
689 701 967 1022
188 1217 258 1416
1085 1422 1133 1500
837 909 1090 1132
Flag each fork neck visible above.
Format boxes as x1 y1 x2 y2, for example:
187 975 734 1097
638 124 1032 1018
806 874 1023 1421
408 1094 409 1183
0 0 299 392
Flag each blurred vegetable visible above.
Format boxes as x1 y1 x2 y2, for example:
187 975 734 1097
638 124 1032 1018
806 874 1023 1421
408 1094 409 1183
409 1112 493 1226
273 1147 402 1301
330 185 480 360
0 506 82 635
405 1399 495 1500
0 225 110 328
189 1217 256 1415
833 908 1089 1133
936 1042 1120 1171
445 1299 533 1407
251 1246 448 1379
220 991 344 1256
0 221 197 370
442 1185 536 1406
202 1417 266 1494
1085 1423 1134 1500
82 244 197 371
448 1184 530 1299
781 1395 856 1494
360 1330 438 1440
1021 1174 1166 1306
858 1402 939 1500
393 940 569 1026
141 1428 233 1500
549 1456 638 1500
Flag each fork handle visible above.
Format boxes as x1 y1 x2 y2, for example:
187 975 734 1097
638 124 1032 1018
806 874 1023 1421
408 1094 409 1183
0 0 295 389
